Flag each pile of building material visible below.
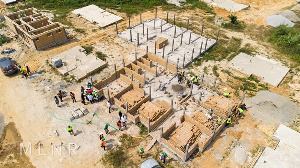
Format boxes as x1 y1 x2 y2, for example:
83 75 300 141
120 90 144 108
72 4 122 28
105 79 129 97
266 15 295 27
69 108 89 121
168 121 201 153
202 0 248 12
137 101 167 122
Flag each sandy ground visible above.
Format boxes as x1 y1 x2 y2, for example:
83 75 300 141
0 3 299 168
214 0 297 25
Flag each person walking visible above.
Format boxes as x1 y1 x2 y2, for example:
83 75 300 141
101 138 105 150
68 126 74 136
87 81 91 89
81 86 84 93
81 92 86 105
139 147 144 158
104 123 109 134
117 120 122 131
57 90 63 102
121 115 127 128
118 110 122 120
70 92 76 103
23 69 28 79
20 66 24 77
54 96 59 107
25 64 30 75
161 152 167 164
107 101 111 113
226 116 232 126
99 133 104 141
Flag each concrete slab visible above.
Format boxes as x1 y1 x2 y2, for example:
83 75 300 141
266 15 295 27
72 4 122 28
254 124 300 168
278 10 300 22
202 0 248 12
230 53 289 87
167 0 186 7
119 18 217 68
55 46 107 80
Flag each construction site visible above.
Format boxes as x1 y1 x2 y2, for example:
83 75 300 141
0 1 299 168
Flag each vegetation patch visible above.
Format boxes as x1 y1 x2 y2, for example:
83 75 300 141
0 35 10 46
222 14 246 31
136 121 148 136
96 51 107 61
81 45 94 55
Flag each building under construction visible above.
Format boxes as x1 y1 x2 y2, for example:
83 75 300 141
5 8 68 50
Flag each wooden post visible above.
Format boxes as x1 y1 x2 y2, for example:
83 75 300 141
149 85 151 99
173 14 176 25
182 54 185 68
200 42 203 55
166 56 168 69
115 23 118 35
91 76 93 89
161 20 163 33
147 28 149 41
240 91 246 104
190 82 193 95
212 123 218 135
131 74 133 83
155 7 157 19
144 72 146 85
155 63 158 77
174 26 176 38
171 99 173 109
107 89 110 101
176 57 179 73
140 12 142 24
146 46 148 53
167 12 169 23
216 30 220 42
126 102 128 113
160 127 163 141
143 22 145 36
172 39 174 52
135 52 137 61
154 19 156 29
204 38 208 51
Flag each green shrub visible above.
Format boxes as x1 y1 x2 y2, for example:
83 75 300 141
81 45 93 55
96 51 107 61
0 35 10 46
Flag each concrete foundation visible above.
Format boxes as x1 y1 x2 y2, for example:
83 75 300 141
202 0 248 12
72 4 122 28
118 18 217 68
55 46 107 81
230 53 290 87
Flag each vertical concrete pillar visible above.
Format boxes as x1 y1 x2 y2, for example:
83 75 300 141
162 44 165 58
166 56 168 69
129 16 131 29
123 59 125 67
148 118 150 133
114 64 117 78
155 7 157 19
191 48 194 61
140 12 142 24
184 144 190 162
135 52 137 61
115 23 118 35
147 28 149 41
155 63 158 77
182 54 185 68
149 86 151 99
180 34 183 46
172 39 174 52
126 102 128 114
107 88 110 101
173 14 176 25
189 32 192 44
167 12 169 23
144 72 146 85
201 25 204 36
143 22 145 36
130 29 132 42
186 18 189 30
137 33 139 46
176 58 179 73
204 38 208 51
155 41 157 54
174 26 176 38
160 127 163 141
171 99 173 109
146 46 148 53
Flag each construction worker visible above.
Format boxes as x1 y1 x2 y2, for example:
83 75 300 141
121 115 127 128
160 152 167 163
193 76 198 84
87 93 94 104
226 116 232 126
81 86 84 93
107 101 111 113
104 123 109 134
20 66 24 77
118 110 122 120
87 81 91 89
57 90 63 102
81 92 86 105
139 147 144 158
99 133 104 141
117 120 122 131
54 96 59 107
177 72 182 83
223 92 230 98
25 64 30 74
101 138 105 150
67 126 74 136
217 117 222 125
238 108 244 116
23 69 28 79
70 92 76 103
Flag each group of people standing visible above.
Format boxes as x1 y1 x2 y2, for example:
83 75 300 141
17 64 30 79
177 71 199 88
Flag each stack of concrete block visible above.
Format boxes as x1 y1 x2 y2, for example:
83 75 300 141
120 90 144 108
69 108 89 121
138 101 167 122
156 37 168 49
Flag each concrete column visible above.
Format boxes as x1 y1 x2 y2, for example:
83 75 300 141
135 52 137 61
123 59 125 67
144 72 146 85
182 54 185 68
216 30 220 42
155 63 158 77
189 32 192 44
114 64 117 78
137 33 139 46
155 41 157 54
180 34 183 46
51 32 57 46
162 44 165 58
130 29 132 42
173 14 176 25
176 58 179 73
204 38 208 51
143 22 145 36
107 88 110 101
166 56 168 69
115 23 118 35
146 46 148 53
184 144 190 161
129 16 131 29
140 12 142 24
172 39 174 52
190 82 193 95
191 48 194 61
155 7 157 19
171 99 173 109
148 118 150 133
147 28 149 41
160 127 164 141
149 86 151 98
201 25 204 36
186 18 189 30
126 102 128 113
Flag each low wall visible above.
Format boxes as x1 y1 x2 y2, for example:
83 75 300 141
184 115 212 136
162 123 176 138
136 61 156 75
128 95 151 114
131 63 142 74
120 74 132 85
167 63 177 72
94 68 125 89
161 138 185 160
114 84 133 99
124 67 144 84
149 108 173 132
146 52 167 67
141 57 153 67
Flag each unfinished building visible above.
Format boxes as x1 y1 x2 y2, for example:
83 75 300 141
5 8 68 50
